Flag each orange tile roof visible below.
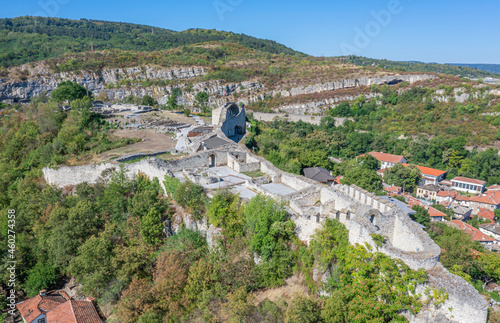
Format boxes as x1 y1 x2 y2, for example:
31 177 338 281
451 176 487 185
46 300 102 323
427 206 446 218
455 195 470 201
17 291 102 323
477 209 496 221
384 185 401 193
451 220 496 242
487 184 500 191
436 191 459 198
469 192 500 205
366 151 405 164
402 164 447 177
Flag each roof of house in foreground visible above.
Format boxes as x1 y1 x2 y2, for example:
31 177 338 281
16 291 101 323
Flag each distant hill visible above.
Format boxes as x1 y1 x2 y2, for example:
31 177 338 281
339 56 500 78
447 63 500 75
0 16 305 68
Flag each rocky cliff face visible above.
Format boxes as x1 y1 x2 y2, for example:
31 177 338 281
0 65 206 101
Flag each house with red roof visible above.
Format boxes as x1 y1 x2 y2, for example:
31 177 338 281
450 220 496 246
384 185 402 195
477 209 496 222
487 184 500 192
427 206 447 222
450 176 487 194
468 191 500 214
363 151 406 169
16 290 102 323
402 164 447 185
435 190 459 203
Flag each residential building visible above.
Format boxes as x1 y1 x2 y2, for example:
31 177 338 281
384 185 402 195
450 176 487 194
416 184 441 201
477 209 496 222
487 184 500 192
303 167 335 185
428 206 447 222
450 220 496 246
468 191 500 214
435 190 459 203
479 223 500 241
450 205 472 221
364 151 406 169
16 290 102 323
402 164 447 185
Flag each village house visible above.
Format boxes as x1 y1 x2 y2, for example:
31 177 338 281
468 191 500 214
487 184 500 192
402 164 447 185
435 190 459 204
384 185 402 195
477 209 496 222
363 151 406 169
16 290 102 323
303 167 336 186
451 220 496 247
416 184 441 201
450 176 487 194
479 223 500 241
450 204 472 221
428 206 447 222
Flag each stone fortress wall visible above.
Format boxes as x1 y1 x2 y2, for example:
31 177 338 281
42 148 488 323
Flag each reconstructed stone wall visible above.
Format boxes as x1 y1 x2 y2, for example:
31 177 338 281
42 148 488 322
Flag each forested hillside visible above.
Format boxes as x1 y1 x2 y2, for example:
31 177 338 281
341 56 500 78
0 16 304 68
448 63 500 75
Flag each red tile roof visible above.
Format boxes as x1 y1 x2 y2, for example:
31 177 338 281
451 176 487 185
17 293 67 323
384 185 401 194
365 151 405 164
469 192 500 205
451 220 496 242
46 300 102 323
427 206 446 218
436 191 459 198
455 194 470 202
17 291 102 323
477 209 496 221
487 184 500 191
402 164 447 177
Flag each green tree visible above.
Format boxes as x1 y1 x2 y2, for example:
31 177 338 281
141 95 157 106
207 190 243 240
341 167 382 192
410 205 431 228
140 208 164 245
285 295 321 323
24 261 58 297
51 81 90 103
383 163 422 192
174 181 207 219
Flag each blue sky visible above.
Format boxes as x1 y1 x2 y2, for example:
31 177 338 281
2 0 500 63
